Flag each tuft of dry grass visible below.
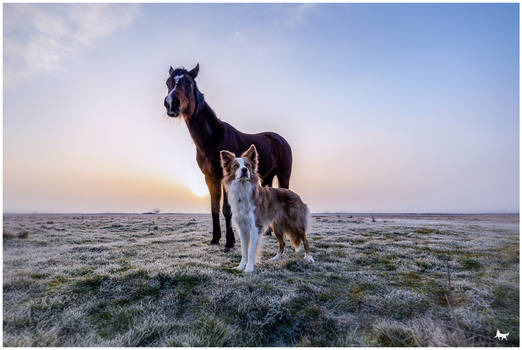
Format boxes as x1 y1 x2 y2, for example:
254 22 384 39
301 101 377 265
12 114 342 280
3 213 519 346
3 228 30 239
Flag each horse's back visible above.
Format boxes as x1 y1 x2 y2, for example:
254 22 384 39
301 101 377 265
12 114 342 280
258 132 292 162
256 131 290 148
221 122 292 178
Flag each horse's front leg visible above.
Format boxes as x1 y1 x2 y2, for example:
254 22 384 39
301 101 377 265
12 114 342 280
205 176 222 245
222 188 235 252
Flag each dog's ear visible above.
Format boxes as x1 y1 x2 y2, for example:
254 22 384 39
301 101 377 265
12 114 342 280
169 66 174 76
220 150 236 172
242 144 258 172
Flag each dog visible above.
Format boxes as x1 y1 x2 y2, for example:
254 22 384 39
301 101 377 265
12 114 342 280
494 329 509 341
220 144 314 273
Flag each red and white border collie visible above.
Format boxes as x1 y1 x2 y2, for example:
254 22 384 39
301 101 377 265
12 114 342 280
220 144 314 273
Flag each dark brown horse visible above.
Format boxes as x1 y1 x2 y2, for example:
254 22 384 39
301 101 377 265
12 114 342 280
164 63 292 252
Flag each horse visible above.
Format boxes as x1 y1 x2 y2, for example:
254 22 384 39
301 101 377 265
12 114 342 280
163 63 293 252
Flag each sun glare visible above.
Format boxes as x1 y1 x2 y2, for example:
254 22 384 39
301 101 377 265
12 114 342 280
186 177 209 197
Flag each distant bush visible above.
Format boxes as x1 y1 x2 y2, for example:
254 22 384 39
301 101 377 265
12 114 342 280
3 229 29 239
3 229 15 239
415 227 441 234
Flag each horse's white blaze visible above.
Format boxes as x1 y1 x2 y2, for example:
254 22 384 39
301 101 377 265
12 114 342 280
166 74 184 109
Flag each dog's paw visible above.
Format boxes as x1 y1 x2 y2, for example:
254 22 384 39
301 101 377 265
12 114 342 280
269 254 282 261
304 254 314 263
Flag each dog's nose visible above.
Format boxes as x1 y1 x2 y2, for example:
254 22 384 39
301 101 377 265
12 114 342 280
241 168 248 176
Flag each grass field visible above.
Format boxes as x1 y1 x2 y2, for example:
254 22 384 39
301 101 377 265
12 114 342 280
3 213 519 346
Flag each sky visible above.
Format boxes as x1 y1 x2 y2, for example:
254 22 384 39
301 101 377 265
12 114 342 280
3 3 519 213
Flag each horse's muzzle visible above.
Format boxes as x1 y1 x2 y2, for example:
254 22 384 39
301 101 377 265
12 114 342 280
164 96 180 117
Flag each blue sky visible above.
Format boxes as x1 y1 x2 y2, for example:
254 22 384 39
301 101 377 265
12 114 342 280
3 3 519 213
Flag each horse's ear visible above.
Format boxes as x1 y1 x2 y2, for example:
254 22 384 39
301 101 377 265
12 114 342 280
169 66 174 75
242 144 258 171
220 150 235 171
189 63 199 79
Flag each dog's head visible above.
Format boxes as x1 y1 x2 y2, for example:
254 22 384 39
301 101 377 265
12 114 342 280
220 144 259 185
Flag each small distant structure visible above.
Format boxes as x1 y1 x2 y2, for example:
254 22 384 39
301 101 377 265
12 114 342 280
143 208 161 215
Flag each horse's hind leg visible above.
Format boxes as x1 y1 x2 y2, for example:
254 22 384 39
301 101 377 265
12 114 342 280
261 169 276 188
276 165 291 189
222 188 235 252
261 170 276 236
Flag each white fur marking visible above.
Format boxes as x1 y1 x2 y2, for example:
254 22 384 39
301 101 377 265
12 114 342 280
166 74 184 109
227 177 257 272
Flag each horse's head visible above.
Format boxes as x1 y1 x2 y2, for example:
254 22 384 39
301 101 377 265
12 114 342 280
164 63 200 118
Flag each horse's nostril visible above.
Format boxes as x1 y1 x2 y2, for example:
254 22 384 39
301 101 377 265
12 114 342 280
172 97 180 109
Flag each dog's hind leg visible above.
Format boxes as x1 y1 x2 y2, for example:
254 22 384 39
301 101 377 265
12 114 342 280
302 236 314 263
269 226 285 261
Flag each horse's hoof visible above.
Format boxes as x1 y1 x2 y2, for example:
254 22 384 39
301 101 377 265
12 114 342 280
224 246 234 253
210 240 220 246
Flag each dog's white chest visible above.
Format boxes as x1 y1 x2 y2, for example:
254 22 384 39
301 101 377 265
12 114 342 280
227 181 256 229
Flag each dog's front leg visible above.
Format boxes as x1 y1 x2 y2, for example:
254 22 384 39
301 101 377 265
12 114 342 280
244 226 258 273
235 229 249 271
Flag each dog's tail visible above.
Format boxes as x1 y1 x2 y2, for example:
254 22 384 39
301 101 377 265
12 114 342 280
289 204 310 251
304 204 311 236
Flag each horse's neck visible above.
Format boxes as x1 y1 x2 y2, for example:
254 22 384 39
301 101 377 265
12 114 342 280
186 102 223 152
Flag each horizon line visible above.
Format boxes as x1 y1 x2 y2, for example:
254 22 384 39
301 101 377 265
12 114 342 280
3 211 519 216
